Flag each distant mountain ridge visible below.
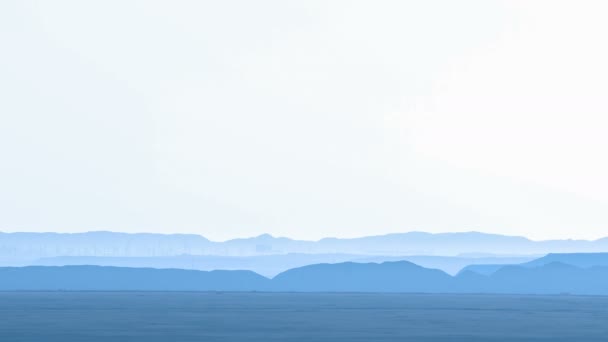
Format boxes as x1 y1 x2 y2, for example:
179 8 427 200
272 261 451 292
522 252 608 267
29 254 535 277
3 259 608 294
0 266 269 291
2 231 607 259
461 252 608 275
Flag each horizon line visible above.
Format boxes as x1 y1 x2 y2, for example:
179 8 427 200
1 229 605 243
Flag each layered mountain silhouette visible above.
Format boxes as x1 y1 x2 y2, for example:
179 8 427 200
273 260 608 294
2 256 608 294
522 252 608 267
272 261 452 292
2 231 607 259
475 262 608 294
3 231 607 289
0 266 269 291
461 252 608 275
29 254 534 277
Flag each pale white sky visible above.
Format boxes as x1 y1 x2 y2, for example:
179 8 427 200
1 1 607 241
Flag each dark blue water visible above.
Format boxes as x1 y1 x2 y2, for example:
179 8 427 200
1 292 607 341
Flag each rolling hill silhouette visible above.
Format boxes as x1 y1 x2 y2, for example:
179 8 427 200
30 254 534 277
0 266 269 291
461 252 608 276
3 255 608 294
272 261 452 292
480 262 608 294
522 252 608 267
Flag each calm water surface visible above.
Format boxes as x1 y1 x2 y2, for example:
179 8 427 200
1 292 607 341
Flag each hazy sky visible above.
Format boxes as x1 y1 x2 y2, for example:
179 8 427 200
2 1 608 241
